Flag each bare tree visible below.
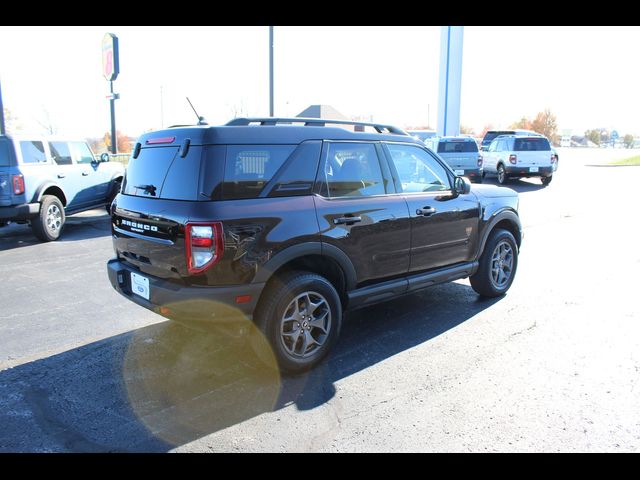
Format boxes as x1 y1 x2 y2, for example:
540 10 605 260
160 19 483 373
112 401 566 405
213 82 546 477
35 107 58 135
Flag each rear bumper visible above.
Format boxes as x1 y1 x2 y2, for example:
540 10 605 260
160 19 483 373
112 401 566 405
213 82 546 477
0 202 39 221
453 167 483 180
505 166 553 177
107 258 264 324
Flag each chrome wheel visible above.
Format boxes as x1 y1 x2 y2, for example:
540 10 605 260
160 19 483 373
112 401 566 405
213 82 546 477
490 240 514 289
280 291 331 359
46 204 62 233
497 166 506 184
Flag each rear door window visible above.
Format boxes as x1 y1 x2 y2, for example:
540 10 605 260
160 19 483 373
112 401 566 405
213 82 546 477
320 142 386 198
19 141 47 164
49 141 73 165
222 145 295 200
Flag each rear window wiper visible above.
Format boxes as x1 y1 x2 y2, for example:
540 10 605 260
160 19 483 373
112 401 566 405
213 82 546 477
135 184 157 196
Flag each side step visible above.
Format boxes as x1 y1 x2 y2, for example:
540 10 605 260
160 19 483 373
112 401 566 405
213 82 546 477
347 261 478 310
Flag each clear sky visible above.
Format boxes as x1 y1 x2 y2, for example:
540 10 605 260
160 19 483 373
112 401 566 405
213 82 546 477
1 26 638 138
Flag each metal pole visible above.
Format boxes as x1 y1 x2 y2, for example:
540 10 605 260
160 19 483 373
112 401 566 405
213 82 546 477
110 81 117 154
269 26 274 117
0 78 6 135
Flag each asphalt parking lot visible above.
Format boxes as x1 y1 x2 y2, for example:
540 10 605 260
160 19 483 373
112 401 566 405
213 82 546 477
1 147 639 452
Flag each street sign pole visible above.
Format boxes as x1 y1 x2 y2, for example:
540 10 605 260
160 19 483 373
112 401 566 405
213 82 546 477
102 33 120 154
109 81 117 154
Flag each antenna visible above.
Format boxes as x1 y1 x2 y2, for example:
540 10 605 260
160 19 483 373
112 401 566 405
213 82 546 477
186 97 208 125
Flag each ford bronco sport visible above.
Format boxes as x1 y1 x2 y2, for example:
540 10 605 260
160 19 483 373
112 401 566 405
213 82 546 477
107 118 522 373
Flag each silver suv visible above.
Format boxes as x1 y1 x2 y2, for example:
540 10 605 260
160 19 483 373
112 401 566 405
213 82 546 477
0 135 125 240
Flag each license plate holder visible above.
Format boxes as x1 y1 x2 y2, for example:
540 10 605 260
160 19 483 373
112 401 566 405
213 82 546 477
530 166 539 173
454 169 464 176
131 272 150 300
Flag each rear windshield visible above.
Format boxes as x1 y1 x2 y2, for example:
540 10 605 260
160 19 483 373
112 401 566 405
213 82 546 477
514 138 550 151
0 141 10 166
437 140 478 153
122 146 203 200
482 131 512 145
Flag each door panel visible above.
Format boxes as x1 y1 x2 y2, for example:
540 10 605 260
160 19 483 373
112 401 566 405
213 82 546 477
404 193 480 272
314 195 411 284
383 142 481 273
48 141 84 208
315 141 411 285
69 141 100 206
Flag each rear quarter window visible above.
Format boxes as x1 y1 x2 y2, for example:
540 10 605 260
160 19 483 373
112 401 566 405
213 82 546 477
19 141 47 164
222 145 295 200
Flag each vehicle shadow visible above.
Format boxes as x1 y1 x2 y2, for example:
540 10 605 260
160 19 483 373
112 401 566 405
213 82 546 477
0 211 110 250
0 281 501 452
482 176 546 193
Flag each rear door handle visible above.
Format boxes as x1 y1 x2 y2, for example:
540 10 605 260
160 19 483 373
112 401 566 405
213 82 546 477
334 216 362 225
416 207 436 216
57 174 66 178
81 171 90 176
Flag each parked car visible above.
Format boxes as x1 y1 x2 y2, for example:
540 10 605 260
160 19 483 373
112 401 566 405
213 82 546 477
407 129 437 143
423 136 483 183
0 135 125 240
107 117 522 373
480 129 539 152
482 134 556 185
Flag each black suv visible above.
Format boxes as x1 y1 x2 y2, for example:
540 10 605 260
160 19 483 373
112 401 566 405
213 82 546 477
107 118 522 373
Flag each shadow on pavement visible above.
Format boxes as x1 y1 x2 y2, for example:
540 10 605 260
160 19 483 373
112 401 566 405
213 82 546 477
481 176 547 193
0 281 501 452
0 211 110 250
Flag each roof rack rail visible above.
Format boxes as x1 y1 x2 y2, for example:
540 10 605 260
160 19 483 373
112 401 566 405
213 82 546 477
225 117 407 135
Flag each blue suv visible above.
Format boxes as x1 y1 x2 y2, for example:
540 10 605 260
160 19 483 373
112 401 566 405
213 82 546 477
0 135 125 241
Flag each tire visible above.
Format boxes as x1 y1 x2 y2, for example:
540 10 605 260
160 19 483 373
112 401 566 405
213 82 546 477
252 270 342 374
497 164 508 185
541 176 552 186
31 195 65 242
470 228 518 298
106 178 122 213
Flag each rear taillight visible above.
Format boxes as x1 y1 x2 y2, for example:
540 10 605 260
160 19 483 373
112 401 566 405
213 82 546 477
12 174 25 195
509 154 517 165
551 154 557 163
185 222 223 274
477 155 483 167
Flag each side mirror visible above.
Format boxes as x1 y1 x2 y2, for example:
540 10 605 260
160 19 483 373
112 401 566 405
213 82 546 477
100 152 110 162
454 176 471 195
